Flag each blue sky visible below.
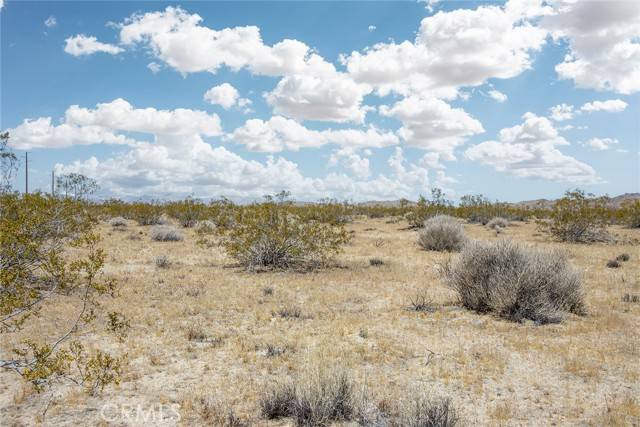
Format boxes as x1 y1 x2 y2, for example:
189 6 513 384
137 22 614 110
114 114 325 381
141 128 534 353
1 0 638 202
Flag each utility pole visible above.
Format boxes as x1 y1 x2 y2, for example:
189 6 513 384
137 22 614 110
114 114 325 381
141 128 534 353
25 152 29 194
51 170 55 196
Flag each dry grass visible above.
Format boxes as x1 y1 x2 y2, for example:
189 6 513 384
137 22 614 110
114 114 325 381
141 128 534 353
1 218 639 425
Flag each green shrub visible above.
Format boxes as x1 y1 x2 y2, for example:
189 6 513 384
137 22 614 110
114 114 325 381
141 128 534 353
0 192 121 392
619 200 640 228
540 189 611 243
210 201 350 271
166 197 207 228
406 188 452 228
129 202 164 226
443 239 585 324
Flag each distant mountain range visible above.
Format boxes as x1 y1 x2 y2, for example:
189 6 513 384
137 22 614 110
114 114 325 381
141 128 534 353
356 193 640 208
513 193 640 209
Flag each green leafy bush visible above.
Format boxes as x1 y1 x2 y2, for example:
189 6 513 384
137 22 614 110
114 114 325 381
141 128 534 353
0 192 121 392
540 189 611 243
209 200 350 271
619 200 640 228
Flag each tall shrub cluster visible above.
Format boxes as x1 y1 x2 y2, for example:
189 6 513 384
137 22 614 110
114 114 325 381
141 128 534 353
540 189 611 243
1 134 122 394
206 198 350 271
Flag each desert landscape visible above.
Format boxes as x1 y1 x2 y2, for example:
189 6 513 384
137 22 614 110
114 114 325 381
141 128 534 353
1 195 639 426
2 0 639 425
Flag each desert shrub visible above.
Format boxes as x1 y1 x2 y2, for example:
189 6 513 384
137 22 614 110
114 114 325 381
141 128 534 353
622 293 639 303
616 253 630 262
619 200 640 228
155 255 172 268
0 192 121 392
209 200 350 271
369 258 384 266
606 259 621 268
486 217 509 230
540 189 611 243
150 226 183 242
130 202 164 226
418 215 466 252
109 216 127 227
408 291 435 313
406 188 452 228
259 366 355 426
401 396 459 427
275 306 304 319
443 239 584 324
167 197 207 228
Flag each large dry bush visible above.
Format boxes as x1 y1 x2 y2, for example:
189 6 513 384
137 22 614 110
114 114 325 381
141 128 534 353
486 217 509 230
418 215 467 252
443 239 585 324
150 225 184 242
541 189 611 243
209 200 350 271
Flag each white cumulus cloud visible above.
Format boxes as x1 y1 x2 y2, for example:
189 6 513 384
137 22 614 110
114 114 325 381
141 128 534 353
543 0 640 94
580 99 628 113
582 137 619 151
64 34 124 56
228 116 398 152
466 112 599 183
204 83 252 111
379 96 484 158
549 103 575 121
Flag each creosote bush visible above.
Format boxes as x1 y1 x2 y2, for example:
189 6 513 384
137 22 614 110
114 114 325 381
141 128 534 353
540 189 611 243
207 198 350 271
418 215 466 252
443 239 585 324
0 191 122 392
150 226 183 242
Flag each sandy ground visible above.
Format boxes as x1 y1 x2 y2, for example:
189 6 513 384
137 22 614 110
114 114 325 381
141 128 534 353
1 217 639 426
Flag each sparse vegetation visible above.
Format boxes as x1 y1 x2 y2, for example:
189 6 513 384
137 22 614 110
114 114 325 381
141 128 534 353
400 396 459 427
206 196 350 271
155 254 172 268
443 239 585 324
418 215 466 252
259 366 355 426
606 259 621 268
487 217 510 230
369 257 385 266
616 253 630 262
